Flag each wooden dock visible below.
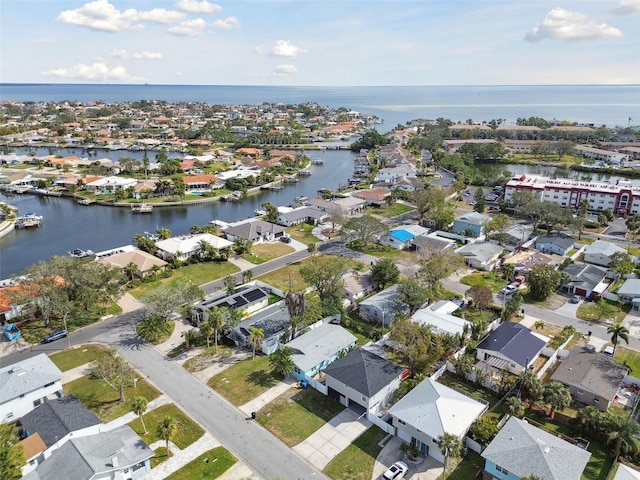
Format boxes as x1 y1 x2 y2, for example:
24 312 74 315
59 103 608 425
131 203 153 213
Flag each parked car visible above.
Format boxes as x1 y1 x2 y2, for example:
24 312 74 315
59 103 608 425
279 235 291 243
383 461 409 480
501 284 519 295
603 346 614 358
43 329 67 343
569 295 581 304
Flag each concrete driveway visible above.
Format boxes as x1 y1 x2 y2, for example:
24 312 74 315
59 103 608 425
372 436 444 480
554 298 582 318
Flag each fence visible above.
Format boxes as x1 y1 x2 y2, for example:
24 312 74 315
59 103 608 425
366 412 396 435
307 377 328 395
536 334 574 378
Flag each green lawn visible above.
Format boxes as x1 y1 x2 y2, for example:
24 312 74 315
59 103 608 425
614 347 640 377
323 426 387 480
130 262 240 298
49 344 110 371
343 311 382 346
436 372 498 409
65 375 161 422
243 242 294 264
182 345 235 372
257 387 345 446
576 299 631 323
129 403 204 449
370 203 415 218
351 244 413 260
460 272 507 293
452 306 500 325
573 236 595 245
447 451 484 480
207 355 281 406
151 447 170 468
582 441 613 480
255 259 312 292
286 223 321 246
166 447 236 480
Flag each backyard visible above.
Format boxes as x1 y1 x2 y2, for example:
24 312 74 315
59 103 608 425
614 347 640 377
207 355 281 406
368 202 415 218
323 426 387 480
165 447 236 480
257 387 345 446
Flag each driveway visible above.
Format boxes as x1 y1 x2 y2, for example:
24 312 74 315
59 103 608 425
372 436 444 480
554 298 582 318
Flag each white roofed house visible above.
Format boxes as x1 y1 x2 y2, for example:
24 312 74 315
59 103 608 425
84 176 137 194
584 240 632 267
456 242 504 271
410 301 471 337
155 233 233 261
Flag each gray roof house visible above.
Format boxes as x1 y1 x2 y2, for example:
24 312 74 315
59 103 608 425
482 416 591 480
614 464 640 480
618 279 640 310
1 353 64 422
191 285 269 326
456 242 504 271
584 240 629 267
343 272 375 304
562 263 608 298
536 232 576 256
323 348 408 414
389 378 487 463
476 322 547 374
229 301 291 355
359 284 409 325
23 425 153 480
222 219 286 243
452 212 490 238
551 347 628 411
276 206 328 227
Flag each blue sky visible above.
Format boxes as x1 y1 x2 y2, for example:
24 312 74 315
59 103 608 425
1 0 639 85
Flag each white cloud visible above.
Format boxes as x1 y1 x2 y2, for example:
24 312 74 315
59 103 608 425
273 64 297 75
175 0 221 14
611 0 640 15
269 40 307 58
212 16 239 30
525 8 624 43
110 49 163 60
35 37 54 44
57 0 185 32
42 61 143 82
168 18 207 36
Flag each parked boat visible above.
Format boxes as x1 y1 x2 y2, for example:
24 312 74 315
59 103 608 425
15 213 42 228
311 158 324 165
298 169 312 176
131 203 153 214
77 198 96 205
254 208 267 216
68 248 95 258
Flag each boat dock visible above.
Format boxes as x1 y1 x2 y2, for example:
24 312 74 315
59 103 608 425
298 169 312 176
310 158 324 165
78 198 96 205
131 203 153 213
15 213 42 228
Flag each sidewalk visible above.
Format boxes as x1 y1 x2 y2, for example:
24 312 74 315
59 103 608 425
239 376 297 416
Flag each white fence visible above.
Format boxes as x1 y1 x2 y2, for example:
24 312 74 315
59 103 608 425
465 437 483 454
367 412 396 435
308 378 328 395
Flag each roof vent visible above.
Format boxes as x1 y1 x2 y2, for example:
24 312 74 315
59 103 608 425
544 447 551 454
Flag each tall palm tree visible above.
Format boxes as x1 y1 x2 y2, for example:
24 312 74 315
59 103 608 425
437 432 462 479
607 321 630 353
542 382 571 418
131 396 148 434
249 327 264 359
576 406 603 436
518 370 542 403
199 321 214 349
607 414 640 462
156 416 178 453
269 346 295 378
208 306 226 353
505 396 525 418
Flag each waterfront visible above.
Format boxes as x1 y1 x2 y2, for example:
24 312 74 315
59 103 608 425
0 149 355 278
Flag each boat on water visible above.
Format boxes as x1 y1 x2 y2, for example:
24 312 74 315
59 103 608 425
15 213 43 228
254 208 267 216
311 158 324 165
298 169 312 176
293 196 308 204
131 203 153 213
68 248 95 258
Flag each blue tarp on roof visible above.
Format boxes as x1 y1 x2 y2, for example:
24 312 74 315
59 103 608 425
390 229 415 242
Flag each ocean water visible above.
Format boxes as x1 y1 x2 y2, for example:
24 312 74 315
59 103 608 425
1 84 638 129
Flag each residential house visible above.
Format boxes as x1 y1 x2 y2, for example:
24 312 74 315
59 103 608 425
614 465 640 480
411 301 472 336
287 323 357 381
502 250 555 274
307 197 367 215
155 233 233 261
388 378 487 463
502 224 533 250
22 425 153 480
617 279 640 311
222 219 286 243
551 346 628 412
352 188 391 206
410 233 456 253
456 242 504 271
375 165 417 182
535 233 575 256
562 263 608 298
182 174 218 192
191 285 269 326
98 249 167 278
84 176 137 194
19 434 47 477
380 224 430 250
276 206 328 227
323 348 408 414
1 354 64 423
229 301 291 355
584 240 630 267
359 285 409 325
476 322 547 374
452 212 490 238
0 285 26 323
343 272 375 305
481 416 591 480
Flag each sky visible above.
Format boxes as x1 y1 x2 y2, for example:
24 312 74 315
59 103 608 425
1 0 639 86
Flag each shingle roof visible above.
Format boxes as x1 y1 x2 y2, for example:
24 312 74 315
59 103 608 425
537 233 575 250
585 240 626 257
618 279 640 297
563 263 607 291
323 349 407 397
0 354 62 404
477 322 546 368
20 396 101 447
223 219 285 241
482 417 591 480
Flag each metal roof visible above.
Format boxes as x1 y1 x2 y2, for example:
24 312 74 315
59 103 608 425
0 354 62 404
287 323 357 373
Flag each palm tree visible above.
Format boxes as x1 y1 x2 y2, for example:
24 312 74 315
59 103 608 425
269 346 295 377
607 414 640 462
576 406 603 436
137 315 172 344
534 320 545 331
607 321 630 353
131 396 148 434
242 269 254 284
542 382 571 418
208 306 226 353
156 416 178 453
124 262 138 282
248 327 264 359
437 432 462 479
505 396 525 418
184 329 199 349
518 370 542 404
200 321 214 349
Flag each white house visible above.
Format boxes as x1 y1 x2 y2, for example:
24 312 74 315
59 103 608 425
1 354 63 423
380 224 430 250
155 233 233 261
85 176 137 194
410 301 471 336
456 242 504 271
584 240 629 267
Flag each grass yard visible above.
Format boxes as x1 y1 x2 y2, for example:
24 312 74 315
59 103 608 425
207 355 281 406
49 344 110 371
255 259 312 292
129 403 204 449
573 235 595 245
151 447 170 468
370 203 415 218
182 345 235 372
65 375 160 422
437 372 499 409
343 311 381 346
576 299 631 323
583 441 613 480
323 426 387 480
257 387 345 446
447 451 484 480
460 272 507 293
130 262 240 298
351 244 414 260
453 306 500 325
243 242 294 264
614 347 640 377
286 223 321 246
165 447 236 480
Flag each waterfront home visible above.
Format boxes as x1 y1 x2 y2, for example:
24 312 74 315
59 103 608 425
53 175 102 189
551 346 628 412
476 322 547 375
380 224 429 250
1 354 64 422
352 187 391 206
374 165 417 182
561 263 608 299
410 300 471 336
456 242 504 271
535 232 576 256
617 279 640 310
576 145 628 164
306 197 367 215
287 322 357 382
388 377 486 463
276 205 327 227
182 173 218 192
229 302 291 355
0 285 26 323
359 285 408 325
584 240 631 267
322 348 408 414
84 176 137 194
98 249 168 278
155 233 233 261
222 219 286 243
452 212 490 238
191 285 269 326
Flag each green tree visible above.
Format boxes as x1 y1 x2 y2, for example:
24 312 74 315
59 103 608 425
156 416 178 453
389 316 433 374
452 354 474 380
607 321 630 353
609 252 635 277
505 396 525 418
469 416 499 446
607 414 640 462
91 349 133 403
131 396 149 434
143 279 203 320
223 275 237 295
417 250 464 292
466 285 493 310
137 314 173 343
299 255 349 302
269 346 295 377
437 432 462 479
518 369 543 403
501 263 515 280
501 291 523 321
341 215 388 248
397 277 430 314
199 321 214 349
527 263 564 301
156 228 172 240
370 258 400 290
124 262 138 281
249 326 264 359
261 202 279 223
474 188 486 213
133 233 157 253
576 406 603 436
0 423 25 480
542 382 571 418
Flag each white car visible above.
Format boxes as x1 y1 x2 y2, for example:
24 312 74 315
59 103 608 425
383 461 408 480
501 284 519 295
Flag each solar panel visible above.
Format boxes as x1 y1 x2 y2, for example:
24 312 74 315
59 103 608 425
244 288 266 302
233 297 248 307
